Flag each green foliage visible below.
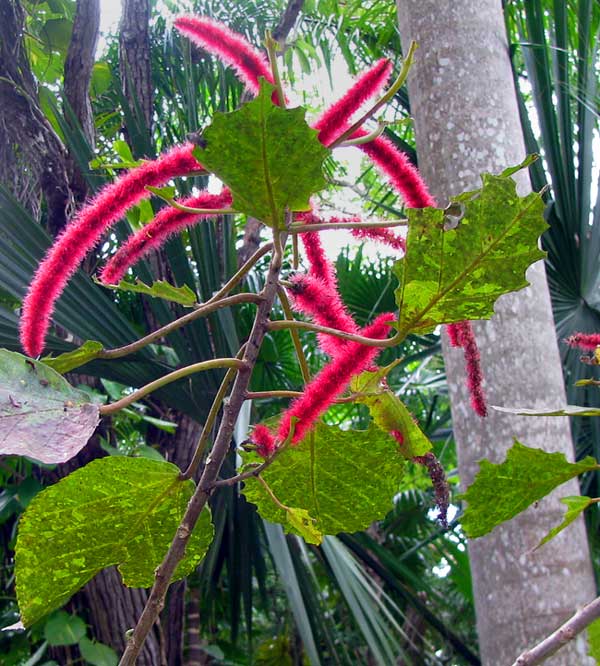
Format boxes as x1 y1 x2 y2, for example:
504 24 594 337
350 365 432 458
43 611 86 647
241 423 406 544
42 340 103 374
194 79 328 227
537 496 595 549
15 457 214 626
394 159 547 337
460 441 599 538
589 617 600 664
78 637 118 666
98 278 197 306
0 350 99 463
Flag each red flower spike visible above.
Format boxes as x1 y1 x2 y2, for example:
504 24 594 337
251 424 276 459
101 188 233 284
20 144 201 357
319 213 406 253
295 211 337 289
453 321 487 418
446 322 463 348
288 274 359 357
174 16 274 96
354 131 435 208
314 58 392 147
277 312 393 444
566 333 600 351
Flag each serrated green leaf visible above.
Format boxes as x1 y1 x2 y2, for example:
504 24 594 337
98 278 196 306
0 350 100 463
43 611 86 646
16 457 214 626
42 340 104 374
241 423 405 544
78 637 118 666
350 367 432 458
194 79 328 228
286 508 323 545
460 441 599 538
536 496 595 550
494 405 600 417
394 161 547 336
589 618 600 664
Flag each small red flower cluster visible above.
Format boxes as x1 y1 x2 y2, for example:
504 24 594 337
566 333 600 351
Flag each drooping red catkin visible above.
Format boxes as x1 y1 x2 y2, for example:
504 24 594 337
446 322 463 348
277 312 393 444
251 424 276 458
174 16 274 96
100 188 233 284
288 274 359 357
314 58 392 147
353 130 435 208
566 333 600 351
316 213 406 253
20 144 201 357
295 211 336 289
450 321 487 418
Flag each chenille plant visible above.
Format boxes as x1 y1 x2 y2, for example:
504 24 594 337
0 15 555 664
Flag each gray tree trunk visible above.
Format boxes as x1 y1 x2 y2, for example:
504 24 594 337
396 2 596 664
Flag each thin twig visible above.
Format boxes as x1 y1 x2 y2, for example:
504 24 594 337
289 219 407 233
267 319 402 347
99 293 262 360
99 358 246 416
277 286 311 383
511 595 600 666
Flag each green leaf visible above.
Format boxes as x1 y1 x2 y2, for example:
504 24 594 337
90 62 112 98
194 79 328 228
43 611 86 646
460 441 598 538
394 160 547 336
536 496 595 549
41 340 104 374
350 366 432 458
494 405 600 417
241 423 405 544
98 278 197 306
0 350 100 463
16 457 214 626
78 637 118 666
286 507 323 545
589 617 600 664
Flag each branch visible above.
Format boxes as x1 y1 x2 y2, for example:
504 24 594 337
267 319 402 347
118 232 287 665
511 596 600 666
289 218 407 233
99 358 246 415
272 0 304 44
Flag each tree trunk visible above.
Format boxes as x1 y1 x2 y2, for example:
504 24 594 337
396 2 596 664
0 0 72 234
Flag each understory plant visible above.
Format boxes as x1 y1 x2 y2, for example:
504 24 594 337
1 14 593 665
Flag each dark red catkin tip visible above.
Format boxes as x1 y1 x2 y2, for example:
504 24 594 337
20 144 201 357
413 452 450 529
450 321 487 418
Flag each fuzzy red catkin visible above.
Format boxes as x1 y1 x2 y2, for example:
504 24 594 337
314 58 392 147
452 321 487 418
100 188 233 284
20 144 201 357
317 213 406 253
174 16 274 95
566 332 600 351
288 274 359 357
295 212 337 289
277 312 393 444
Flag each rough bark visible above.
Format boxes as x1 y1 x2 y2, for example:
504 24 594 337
119 0 153 131
396 2 596 664
0 0 71 234
64 0 100 204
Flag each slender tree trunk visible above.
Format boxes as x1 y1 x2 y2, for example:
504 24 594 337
396 2 596 664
